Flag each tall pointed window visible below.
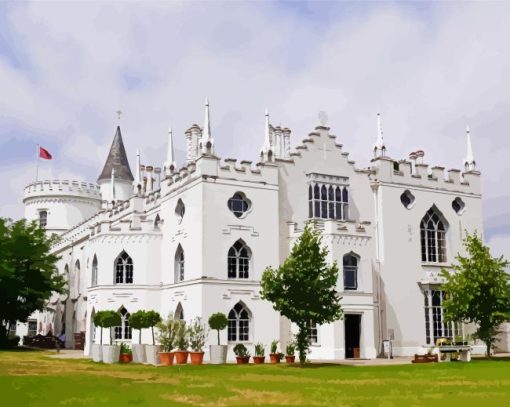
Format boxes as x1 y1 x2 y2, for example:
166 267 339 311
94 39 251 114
72 260 80 298
228 302 250 342
175 303 184 320
91 255 98 287
227 240 251 279
420 208 447 263
114 306 132 340
39 210 48 228
174 245 185 283
115 251 133 284
308 183 348 220
343 253 358 290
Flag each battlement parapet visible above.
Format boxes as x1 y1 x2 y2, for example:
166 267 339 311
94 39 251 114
24 180 101 202
370 158 481 195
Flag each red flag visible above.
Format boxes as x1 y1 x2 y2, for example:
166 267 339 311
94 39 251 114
39 147 52 160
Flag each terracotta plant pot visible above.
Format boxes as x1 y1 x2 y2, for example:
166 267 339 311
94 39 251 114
285 355 295 364
269 354 281 364
159 352 175 366
236 356 250 364
119 353 132 363
174 351 189 364
190 351 205 365
252 356 265 364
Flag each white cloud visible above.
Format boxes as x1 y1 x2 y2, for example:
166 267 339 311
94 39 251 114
1 1 510 255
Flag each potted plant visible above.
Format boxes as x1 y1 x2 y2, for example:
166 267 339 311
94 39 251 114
99 310 121 364
253 343 265 364
208 312 228 364
285 342 296 364
189 317 207 365
145 310 162 366
269 340 283 364
233 343 250 364
119 342 132 363
129 310 147 363
174 320 189 364
91 312 104 362
156 313 178 366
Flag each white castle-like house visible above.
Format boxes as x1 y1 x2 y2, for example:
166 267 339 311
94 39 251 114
17 101 510 358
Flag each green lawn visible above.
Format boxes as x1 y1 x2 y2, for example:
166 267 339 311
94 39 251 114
1 350 509 406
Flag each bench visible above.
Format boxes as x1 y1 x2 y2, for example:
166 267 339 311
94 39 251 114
437 345 471 362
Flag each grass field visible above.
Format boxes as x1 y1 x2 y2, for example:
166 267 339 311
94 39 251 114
1 350 509 406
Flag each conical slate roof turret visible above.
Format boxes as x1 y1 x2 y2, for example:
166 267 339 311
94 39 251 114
97 126 134 183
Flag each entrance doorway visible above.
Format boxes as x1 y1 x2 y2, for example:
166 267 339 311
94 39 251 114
345 314 361 358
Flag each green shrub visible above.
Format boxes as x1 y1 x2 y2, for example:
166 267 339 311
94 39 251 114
156 314 178 352
254 343 265 357
270 340 279 354
189 317 207 352
233 343 250 357
145 310 162 346
208 313 228 345
129 310 147 343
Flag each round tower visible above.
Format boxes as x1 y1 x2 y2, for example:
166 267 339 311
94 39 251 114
23 180 102 235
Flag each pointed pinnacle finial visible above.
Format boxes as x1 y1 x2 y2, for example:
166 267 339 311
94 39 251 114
261 108 273 159
200 97 214 154
374 112 386 157
165 127 176 172
464 125 476 171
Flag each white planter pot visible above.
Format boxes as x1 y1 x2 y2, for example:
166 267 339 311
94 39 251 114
102 345 120 364
91 344 103 362
145 344 162 366
132 344 146 364
209 345 228 364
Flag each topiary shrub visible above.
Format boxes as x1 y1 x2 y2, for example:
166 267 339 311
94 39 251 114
208 313 228 345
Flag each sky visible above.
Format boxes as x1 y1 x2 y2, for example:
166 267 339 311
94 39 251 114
0 0 509 260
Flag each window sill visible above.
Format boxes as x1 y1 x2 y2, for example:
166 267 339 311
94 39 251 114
421 263 450 268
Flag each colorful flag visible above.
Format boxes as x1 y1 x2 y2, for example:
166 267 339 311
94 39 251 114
39 147 52 160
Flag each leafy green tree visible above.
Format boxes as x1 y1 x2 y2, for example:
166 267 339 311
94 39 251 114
441 233 510 357
92 312 105 344
208 313 228 345
97 310 121 345
0 218 64 342
145 310 161 345
261 225 342 363
128 310 147 344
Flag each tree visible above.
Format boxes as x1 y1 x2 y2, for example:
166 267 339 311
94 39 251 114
261 225 342 363
208 313 228 345
93 312 105 344
441 233 510 357
145 310 161 345
97 310 121 345
128 310 147 344
0 218 64 342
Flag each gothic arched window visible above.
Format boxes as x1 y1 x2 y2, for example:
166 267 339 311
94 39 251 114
174 245 185 283
175 302 184 320
91 255 98 287
420 208 447 263
343 253 359 290
308 183 349 220
228 302 250 342
115 251 133 284
114 306 132 340
227 240 251 279
73 260 80 298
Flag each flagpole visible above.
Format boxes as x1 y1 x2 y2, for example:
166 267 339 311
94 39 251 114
36 144 40 182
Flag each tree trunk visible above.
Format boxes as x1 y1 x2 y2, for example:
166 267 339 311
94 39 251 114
100 327 102 345
296 326 309 365
217 330 220 345
151 326 155 345
139 329 141 344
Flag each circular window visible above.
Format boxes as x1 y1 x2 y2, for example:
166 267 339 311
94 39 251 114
452 197 465 215
228 192 251 218
400 190 415 209
175 199 185 223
